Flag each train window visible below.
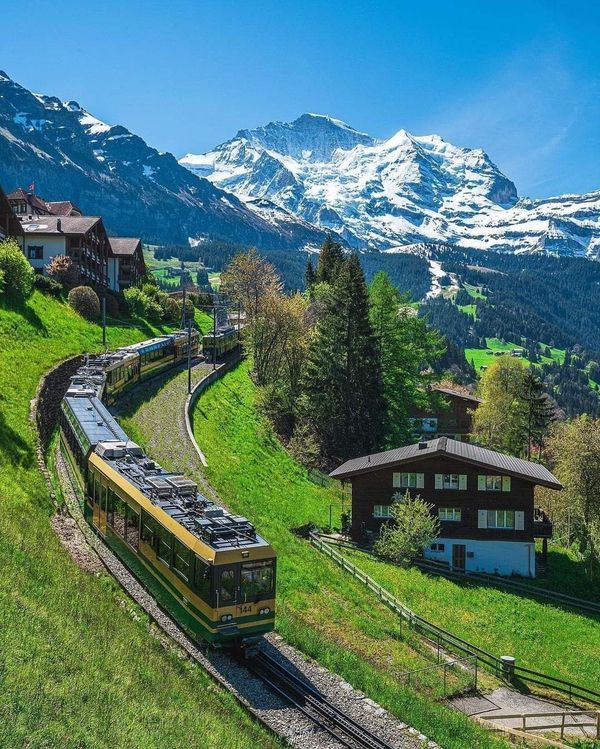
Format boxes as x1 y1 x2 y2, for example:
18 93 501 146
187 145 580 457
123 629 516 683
101 484 108 514
141 511 157 547
240 560 274 601
193 557 212 603
113 496 126 538
173 539 191 581
218 569 236 604
94 477 102 506
107 488 115 526
157 524 172 566
125 505 140 550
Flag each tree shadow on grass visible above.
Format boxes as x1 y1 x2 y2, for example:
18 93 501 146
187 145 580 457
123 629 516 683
0 395 34 469
0 296 48 335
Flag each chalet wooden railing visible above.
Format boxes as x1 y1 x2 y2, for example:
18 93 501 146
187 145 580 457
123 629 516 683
309 532 600 706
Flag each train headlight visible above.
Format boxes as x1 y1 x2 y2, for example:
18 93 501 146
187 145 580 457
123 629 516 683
221 614 233 623
259 607 270 616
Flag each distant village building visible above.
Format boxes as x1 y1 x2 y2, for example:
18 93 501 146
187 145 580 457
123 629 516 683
330 436 559 577
410 386 481 442
0 185 22 240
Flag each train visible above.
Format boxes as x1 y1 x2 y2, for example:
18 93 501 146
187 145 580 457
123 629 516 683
59 328 276 652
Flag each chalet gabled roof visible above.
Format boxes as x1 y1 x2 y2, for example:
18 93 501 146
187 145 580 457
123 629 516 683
46 200 82 216
7 187 50 213
433 386 482 404
329 436 562 490
108 237 141 256
20 216 101 235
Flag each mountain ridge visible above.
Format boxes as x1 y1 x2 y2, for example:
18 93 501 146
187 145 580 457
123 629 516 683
0 72 330 249
181 113 600 259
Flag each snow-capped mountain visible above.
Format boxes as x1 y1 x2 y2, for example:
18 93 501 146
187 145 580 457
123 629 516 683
181 114 600 258
0 72 329 248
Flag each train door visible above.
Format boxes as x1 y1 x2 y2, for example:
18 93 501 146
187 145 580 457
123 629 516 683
215 566 238 610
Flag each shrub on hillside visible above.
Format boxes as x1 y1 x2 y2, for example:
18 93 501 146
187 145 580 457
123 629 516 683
160 295 181 323
374 492 440 564
123 287 147 317
33 274 63 297
68 286 100 321
0 239 34 301
46 255 79 289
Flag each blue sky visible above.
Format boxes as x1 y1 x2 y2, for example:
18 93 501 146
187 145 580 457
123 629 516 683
1 0 598 197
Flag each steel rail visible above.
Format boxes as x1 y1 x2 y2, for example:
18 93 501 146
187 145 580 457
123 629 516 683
248 651 397 749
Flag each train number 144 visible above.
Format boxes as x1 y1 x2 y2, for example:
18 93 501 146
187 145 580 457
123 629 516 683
237 604 253 615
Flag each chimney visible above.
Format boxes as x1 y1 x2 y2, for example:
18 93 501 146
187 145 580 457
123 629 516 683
57 218 62 232
418 441 428 450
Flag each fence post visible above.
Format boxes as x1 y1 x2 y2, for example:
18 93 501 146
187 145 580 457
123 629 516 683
560 713 565 740
596 711 599 739
500 655 516 684
522 714 526 732
443 663 447 697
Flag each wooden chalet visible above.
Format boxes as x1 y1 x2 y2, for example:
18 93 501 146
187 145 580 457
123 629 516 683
20 216 111 289
330 436 559 577
108 237 146 291
410 386 481 442
8 188 83 218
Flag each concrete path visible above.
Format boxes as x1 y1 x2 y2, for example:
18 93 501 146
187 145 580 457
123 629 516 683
451 687 598 740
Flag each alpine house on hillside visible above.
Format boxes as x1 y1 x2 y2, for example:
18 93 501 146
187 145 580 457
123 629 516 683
0 185 21 240
330 437 559 577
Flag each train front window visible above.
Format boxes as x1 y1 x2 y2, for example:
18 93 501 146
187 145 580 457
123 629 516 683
240 560 274 601
218 569 236 604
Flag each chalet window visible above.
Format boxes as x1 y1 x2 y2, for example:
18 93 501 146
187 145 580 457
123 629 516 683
478 475 511 491
439 507 461 522
435 474 467 490
430 543 445 552
373 505 392 518
393 472 424 489
487 510 515 529
27 245 43 260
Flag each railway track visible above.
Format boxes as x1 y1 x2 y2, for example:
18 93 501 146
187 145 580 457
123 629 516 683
246 650 397 749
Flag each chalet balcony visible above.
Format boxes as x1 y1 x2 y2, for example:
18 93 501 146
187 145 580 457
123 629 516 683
533 508 553 538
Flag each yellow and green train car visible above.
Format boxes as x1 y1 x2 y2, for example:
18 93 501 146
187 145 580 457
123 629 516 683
59 332 275 649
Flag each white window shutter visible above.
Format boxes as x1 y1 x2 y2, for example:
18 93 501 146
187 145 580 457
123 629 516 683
502 476 511 492
393 472 401 488
478 475 486 491
459 474 467 490
478 509 488 528
515 511 524 530
435 474 443 489
416 473 424 489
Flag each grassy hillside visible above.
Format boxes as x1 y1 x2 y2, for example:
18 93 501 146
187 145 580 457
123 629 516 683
183 364 511 749
0 292 280 749
340 547 599 693
465 337 565 372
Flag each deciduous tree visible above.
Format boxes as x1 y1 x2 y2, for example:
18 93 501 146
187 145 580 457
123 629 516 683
0 239 34 301
374 492 440 563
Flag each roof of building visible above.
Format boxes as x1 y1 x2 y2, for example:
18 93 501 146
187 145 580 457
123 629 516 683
329 436 562 489
20 215 101 235
8 188 50 213
433 386 482 404
46 200 82 216
108 237 142 255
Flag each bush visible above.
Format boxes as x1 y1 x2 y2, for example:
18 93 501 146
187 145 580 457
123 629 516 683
0 239 34 301
123 287 147 317
33 274 63 297
160 295 181 323
374 492 440 564
46 255 79 289
68 286 100 321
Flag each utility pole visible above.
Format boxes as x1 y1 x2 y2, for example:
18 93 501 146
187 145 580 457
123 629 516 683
101 295 106 349
181 286 187 330
213 303 217 371
187 318 192 394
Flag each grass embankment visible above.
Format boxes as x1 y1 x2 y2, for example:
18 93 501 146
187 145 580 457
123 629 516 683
0 292 280 749
177 363 510 749
340 547 600 693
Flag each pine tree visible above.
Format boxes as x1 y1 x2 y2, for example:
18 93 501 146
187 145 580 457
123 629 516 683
305 256 317 290
316 235 345 285
369 271 444 447
520 370 556 457
301 255 384 461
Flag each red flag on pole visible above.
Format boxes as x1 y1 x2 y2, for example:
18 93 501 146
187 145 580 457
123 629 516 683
28 182 35 192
